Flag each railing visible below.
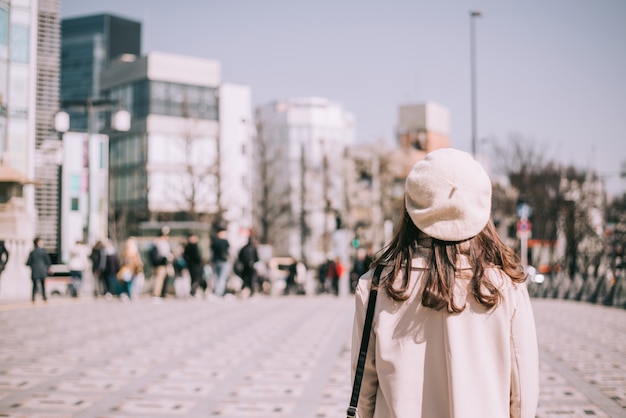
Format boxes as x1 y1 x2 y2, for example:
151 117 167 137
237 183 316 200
527 270 626 309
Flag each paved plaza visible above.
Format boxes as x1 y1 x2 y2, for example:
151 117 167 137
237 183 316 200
0 294 624 417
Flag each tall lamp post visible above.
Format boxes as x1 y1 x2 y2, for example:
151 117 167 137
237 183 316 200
470 10 482 157
54 99 130 246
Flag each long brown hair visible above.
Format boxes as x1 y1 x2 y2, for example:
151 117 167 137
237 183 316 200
372 202 525 313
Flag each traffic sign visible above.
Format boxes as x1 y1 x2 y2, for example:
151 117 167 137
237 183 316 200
517 203 532 220
517 219 532 233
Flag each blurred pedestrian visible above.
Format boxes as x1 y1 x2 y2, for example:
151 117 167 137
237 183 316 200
282 256 298 295
350 148 539 417
317 261 329 294
0 240 9 289
102 240 120 299
149 226 173 299
333 256 344 296
184 233 206 298
323 257 342 296
90 240 106 296
350 248 371 294
238 236 259 296
118 237 143 301
26 237 51 303
67 240 89 297
210 227 231 297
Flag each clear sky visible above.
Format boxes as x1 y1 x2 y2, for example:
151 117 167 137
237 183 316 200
61 0 626 195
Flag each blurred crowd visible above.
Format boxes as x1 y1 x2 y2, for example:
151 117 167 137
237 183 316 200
19 226 376 302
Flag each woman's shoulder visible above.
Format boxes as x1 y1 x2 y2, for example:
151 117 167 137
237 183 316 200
485 267 527 293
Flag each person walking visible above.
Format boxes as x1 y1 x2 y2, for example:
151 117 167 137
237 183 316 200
330 256 343 296
90 240 107 296
0 240 9 290
350 248 371 294
350 148 539 418
184 233 206 298
149 226 173 299
117 237 143 301
238 236 259 297
210 227 230 297
67 240 89 297
26 237 52 303
102 240 120 299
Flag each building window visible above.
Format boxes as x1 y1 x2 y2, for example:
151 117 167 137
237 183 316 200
71 197 79 211
148 81 217 120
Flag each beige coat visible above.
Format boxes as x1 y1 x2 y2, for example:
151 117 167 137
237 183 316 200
351 251 539 418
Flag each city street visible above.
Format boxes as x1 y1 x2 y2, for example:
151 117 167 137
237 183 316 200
0 294 624 417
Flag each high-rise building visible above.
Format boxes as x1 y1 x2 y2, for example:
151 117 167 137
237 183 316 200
0 0 38 187
61 13 141 132
57 13 141 255
33 0 61 259
255 98 356 266
0 0 44 297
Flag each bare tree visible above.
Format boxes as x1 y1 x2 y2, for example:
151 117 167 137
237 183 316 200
252 117 292 246
491 134 606 277
165 99 218 223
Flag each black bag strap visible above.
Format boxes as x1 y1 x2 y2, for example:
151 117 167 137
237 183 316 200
347 264 385 418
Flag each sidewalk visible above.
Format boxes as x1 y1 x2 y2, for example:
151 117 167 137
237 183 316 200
0 295 623 417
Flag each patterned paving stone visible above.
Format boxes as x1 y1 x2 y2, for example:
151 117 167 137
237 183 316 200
535 403 611 417
81 366 148 379
140 380 215 397
0 376 45 391
110 397 197 415
162 367 229 381
229 382 304 398
211 400 295 417
0 296 623 417
49 377 129 393
314 402 346 418
9 393 97 411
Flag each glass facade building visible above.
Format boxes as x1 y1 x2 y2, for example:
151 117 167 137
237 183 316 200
61 14 141 131
108 80 218 122
98 51 258 243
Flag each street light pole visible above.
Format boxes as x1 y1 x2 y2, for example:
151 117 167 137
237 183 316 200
470 10 482 157
55 98 130 245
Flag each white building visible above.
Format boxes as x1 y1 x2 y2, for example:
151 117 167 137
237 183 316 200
256 97 355 266
0 0 47 299
100 52 253 249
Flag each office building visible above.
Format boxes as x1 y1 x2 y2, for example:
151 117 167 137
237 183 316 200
100 51 253 249
255 98 356 266
57 13 140 256
61 13 141 132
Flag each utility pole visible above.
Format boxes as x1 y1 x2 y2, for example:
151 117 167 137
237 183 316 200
300 140 307 266
470 10 482 157
321 139 331 255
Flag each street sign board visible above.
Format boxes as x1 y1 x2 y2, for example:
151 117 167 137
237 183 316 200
517 203 532 219
517 219 532 233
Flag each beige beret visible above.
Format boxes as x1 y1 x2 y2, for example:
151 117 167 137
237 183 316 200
405 148 492 241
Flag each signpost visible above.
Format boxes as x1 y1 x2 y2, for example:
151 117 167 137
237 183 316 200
516 204 532 267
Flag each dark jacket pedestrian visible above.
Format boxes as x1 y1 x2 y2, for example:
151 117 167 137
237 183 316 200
238 237 259 295
90 240 106 296
26 237 51 302
350 248 372 294
184 234 206 297
210 228 231 297
102 240 120 297
0 240 9 278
